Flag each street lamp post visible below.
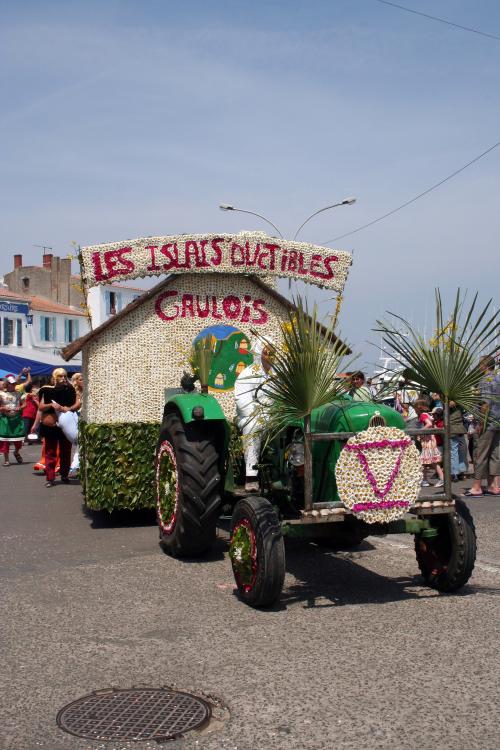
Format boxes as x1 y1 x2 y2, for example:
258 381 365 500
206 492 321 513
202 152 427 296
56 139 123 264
219 198 356 242
219 204 283 238
293 198 356 241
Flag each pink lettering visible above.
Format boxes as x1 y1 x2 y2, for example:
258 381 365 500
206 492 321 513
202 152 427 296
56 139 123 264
263 243 278 271
309 254 324 277
252 299 268 325
160 244 179 271
146 245 160 272
222 295 241 320
314 254 338 280
287 250 298 272
181 294 194 317
91 251 108 282
280 248 288 272
197 239 210 267
155 290 179 321
210 238 224 266
195 296 210 318
230 242 245 266
297 252 309 276
245 242 260 267
211 296 222 319
184 241 199 269
103 248 135 279
241 294 252 322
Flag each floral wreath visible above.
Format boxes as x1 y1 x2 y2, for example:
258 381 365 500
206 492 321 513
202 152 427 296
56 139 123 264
335 426 422 524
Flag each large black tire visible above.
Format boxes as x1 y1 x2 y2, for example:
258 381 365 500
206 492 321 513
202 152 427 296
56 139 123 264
155 412 222 557
414 498 476 592
230 496 285 608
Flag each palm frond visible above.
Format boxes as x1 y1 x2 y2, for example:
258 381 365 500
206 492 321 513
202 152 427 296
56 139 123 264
374 289 499 418
252 297 354 439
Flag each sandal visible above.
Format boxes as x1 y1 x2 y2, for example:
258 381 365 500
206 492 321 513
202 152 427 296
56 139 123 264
13 451 23 464
484 489 500 496
463 489 483 497
3 460 10 467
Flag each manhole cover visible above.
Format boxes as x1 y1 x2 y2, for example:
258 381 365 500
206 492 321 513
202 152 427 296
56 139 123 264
56 687 211 742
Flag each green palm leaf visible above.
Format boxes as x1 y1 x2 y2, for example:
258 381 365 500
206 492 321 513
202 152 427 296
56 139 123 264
252 297 354 439
374 289 499 419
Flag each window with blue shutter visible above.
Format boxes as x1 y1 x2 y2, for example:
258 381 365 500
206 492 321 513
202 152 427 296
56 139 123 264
16 319 22 346
39 316 45 341
116 292 122 312
105 290 111 316
51 318 57 342
64 319 69 343
74 319 79 339
3 318 13 345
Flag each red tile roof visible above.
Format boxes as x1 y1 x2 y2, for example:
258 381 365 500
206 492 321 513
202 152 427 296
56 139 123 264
0 287 86 316
0 288 26 302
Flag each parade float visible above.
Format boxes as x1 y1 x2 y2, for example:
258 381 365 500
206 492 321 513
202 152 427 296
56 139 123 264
63 234 489 607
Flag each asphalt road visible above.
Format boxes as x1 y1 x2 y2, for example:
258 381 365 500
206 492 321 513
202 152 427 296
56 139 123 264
1 445 499 750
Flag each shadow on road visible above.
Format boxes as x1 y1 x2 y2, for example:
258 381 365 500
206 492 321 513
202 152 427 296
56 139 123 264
215 523 491 610
82 504 157 528
277 542 483 610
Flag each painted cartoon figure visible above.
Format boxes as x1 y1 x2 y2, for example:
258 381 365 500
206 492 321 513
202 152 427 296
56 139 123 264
192 325 253 392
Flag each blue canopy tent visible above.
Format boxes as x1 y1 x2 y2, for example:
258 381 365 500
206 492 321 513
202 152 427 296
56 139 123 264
0 351 81 378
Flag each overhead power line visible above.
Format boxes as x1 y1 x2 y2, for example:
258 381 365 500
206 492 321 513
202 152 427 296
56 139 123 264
322 139 500 245
374 0 500 42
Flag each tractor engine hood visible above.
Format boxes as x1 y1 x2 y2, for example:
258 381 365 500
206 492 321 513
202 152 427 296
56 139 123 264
310 400 406 435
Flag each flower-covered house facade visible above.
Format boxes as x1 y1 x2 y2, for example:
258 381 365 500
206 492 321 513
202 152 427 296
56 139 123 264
62 231 352 511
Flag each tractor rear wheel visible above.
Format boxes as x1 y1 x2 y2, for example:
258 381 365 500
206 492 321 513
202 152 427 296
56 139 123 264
156 412 222 557
230 496 285 607
414 498 476 592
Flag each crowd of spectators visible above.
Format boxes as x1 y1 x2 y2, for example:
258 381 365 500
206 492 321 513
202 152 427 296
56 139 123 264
0 367 83 486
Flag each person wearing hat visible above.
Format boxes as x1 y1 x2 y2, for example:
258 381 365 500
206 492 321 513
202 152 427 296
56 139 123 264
0 375 26 466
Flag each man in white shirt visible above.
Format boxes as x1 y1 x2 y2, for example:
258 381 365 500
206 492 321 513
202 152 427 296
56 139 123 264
234 339 274 492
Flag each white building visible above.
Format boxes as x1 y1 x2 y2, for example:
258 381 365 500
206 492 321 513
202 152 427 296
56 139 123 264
86 283 145 328
0 286 88 376
0 249 147 375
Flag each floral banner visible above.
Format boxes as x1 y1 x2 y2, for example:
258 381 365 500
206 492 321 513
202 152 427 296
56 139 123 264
79 232 352 292
335 426 422 523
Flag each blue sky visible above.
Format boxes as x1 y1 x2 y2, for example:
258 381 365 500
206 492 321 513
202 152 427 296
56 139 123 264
1 0 499 370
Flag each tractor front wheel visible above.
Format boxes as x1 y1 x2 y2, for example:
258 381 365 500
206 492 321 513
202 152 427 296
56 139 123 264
156 412 222 557
229 496 285 607
414 498 476 592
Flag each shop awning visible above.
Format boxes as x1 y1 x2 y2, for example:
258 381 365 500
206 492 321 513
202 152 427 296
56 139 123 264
0 350 81 377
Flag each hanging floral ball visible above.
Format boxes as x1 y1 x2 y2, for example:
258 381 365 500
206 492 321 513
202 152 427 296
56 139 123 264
335 426 422 524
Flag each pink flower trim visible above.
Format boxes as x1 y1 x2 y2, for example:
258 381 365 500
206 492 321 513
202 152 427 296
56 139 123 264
345 438 411 451
345 439 411 501
352 500 409 512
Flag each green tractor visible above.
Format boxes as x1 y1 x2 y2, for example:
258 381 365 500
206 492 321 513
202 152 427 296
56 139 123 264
155 390 476 608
